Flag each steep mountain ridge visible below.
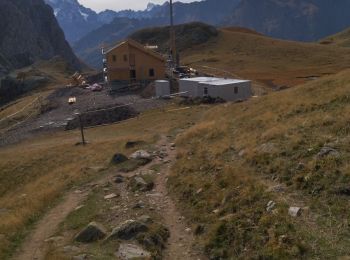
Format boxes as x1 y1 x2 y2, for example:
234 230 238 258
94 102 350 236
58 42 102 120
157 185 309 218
225 0 350 41
44 0 105 43
0 0 80 73
46 0 241 45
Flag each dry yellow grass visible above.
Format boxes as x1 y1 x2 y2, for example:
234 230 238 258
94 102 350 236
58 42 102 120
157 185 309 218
182 28 350 89
169 69 350 258
0 103 207 258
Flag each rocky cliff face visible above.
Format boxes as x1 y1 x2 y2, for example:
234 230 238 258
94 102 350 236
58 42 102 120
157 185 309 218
0 0 80 72
44 0 105 43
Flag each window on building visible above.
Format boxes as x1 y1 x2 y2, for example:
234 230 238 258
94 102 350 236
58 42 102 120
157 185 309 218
149 68 155 77
112 55 116 62
234 87 239 94
130 54 135 66
123 54 128 62
204 87 208 96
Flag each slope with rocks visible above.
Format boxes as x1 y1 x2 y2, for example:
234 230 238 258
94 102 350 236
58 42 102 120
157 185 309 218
169 68 350 259
0 0 80 72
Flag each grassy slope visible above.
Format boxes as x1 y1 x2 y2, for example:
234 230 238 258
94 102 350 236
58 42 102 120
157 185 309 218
182 28 350 89
320 27 350 48
0 58 72 120
169 69 350 258
0 104 207 258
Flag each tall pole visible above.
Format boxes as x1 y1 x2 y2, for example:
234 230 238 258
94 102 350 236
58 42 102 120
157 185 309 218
169 0 177 68
78 113 86 145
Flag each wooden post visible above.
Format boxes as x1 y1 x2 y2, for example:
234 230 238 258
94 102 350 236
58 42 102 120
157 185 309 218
78 114 86 145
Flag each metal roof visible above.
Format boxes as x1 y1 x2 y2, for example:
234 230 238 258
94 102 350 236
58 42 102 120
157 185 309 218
180 77 251 86
201 79 251 85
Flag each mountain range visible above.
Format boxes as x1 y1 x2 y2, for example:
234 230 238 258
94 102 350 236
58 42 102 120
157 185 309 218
0 0 80 76
44 0 350 69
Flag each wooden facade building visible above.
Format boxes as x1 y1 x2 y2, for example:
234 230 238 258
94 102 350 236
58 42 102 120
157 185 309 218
105 39 166 83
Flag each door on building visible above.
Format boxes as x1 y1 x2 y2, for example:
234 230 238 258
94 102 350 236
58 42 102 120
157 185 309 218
130 70 136 79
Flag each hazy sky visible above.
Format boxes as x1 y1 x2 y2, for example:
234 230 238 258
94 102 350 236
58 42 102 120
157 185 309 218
80 0 197 12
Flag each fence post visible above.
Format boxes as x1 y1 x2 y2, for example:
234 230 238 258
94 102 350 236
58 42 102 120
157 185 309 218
76 113 86 145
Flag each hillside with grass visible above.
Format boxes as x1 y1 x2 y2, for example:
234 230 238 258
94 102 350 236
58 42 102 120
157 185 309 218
320 27 350 48
169 69 350 258
3 20 350 260
181 27 350 89
130 22 218 54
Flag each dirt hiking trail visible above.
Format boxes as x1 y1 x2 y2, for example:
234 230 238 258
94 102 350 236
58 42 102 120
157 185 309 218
14 135 206 260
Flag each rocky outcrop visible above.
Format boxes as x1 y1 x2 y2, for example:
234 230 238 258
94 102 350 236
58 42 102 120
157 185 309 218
0 0 80 72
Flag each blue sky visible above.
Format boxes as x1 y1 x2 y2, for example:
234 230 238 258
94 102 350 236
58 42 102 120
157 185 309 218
80 0 197 12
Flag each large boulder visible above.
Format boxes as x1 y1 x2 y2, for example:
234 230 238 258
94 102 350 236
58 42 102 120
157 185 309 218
107 220 148 240
75 222 107 243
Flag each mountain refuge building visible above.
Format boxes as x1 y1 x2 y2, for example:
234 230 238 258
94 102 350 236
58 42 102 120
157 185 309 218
104 39 166 83
179 77 252 101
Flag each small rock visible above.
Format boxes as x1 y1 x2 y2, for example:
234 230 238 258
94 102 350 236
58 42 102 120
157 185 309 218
45 236 64 244
75 222 107 243
266 201 276 212
219 214 235 221
185 228 191 233
137 215 153 224
107 220 148 240
296 162 305 170
288 207 302 217
317 147 340 158
238 149 245 157
268 185 285 193
130 150 152 160
104 193 118 200
112 153 128 164
63 245 80 253
73 254 90 260
116 243 151 259
196 188 203 194
213 209 220 214
114 175 124 183
131 177 154 192
133 202 145 209
170 143 176 148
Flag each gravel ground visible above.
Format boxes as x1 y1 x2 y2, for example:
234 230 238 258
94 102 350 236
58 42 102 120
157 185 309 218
0 86 168 146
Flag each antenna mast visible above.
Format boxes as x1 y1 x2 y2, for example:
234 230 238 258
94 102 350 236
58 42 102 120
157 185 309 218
169 0 177 67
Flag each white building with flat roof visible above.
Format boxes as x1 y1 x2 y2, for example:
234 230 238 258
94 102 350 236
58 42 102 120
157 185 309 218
179 77 252 101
